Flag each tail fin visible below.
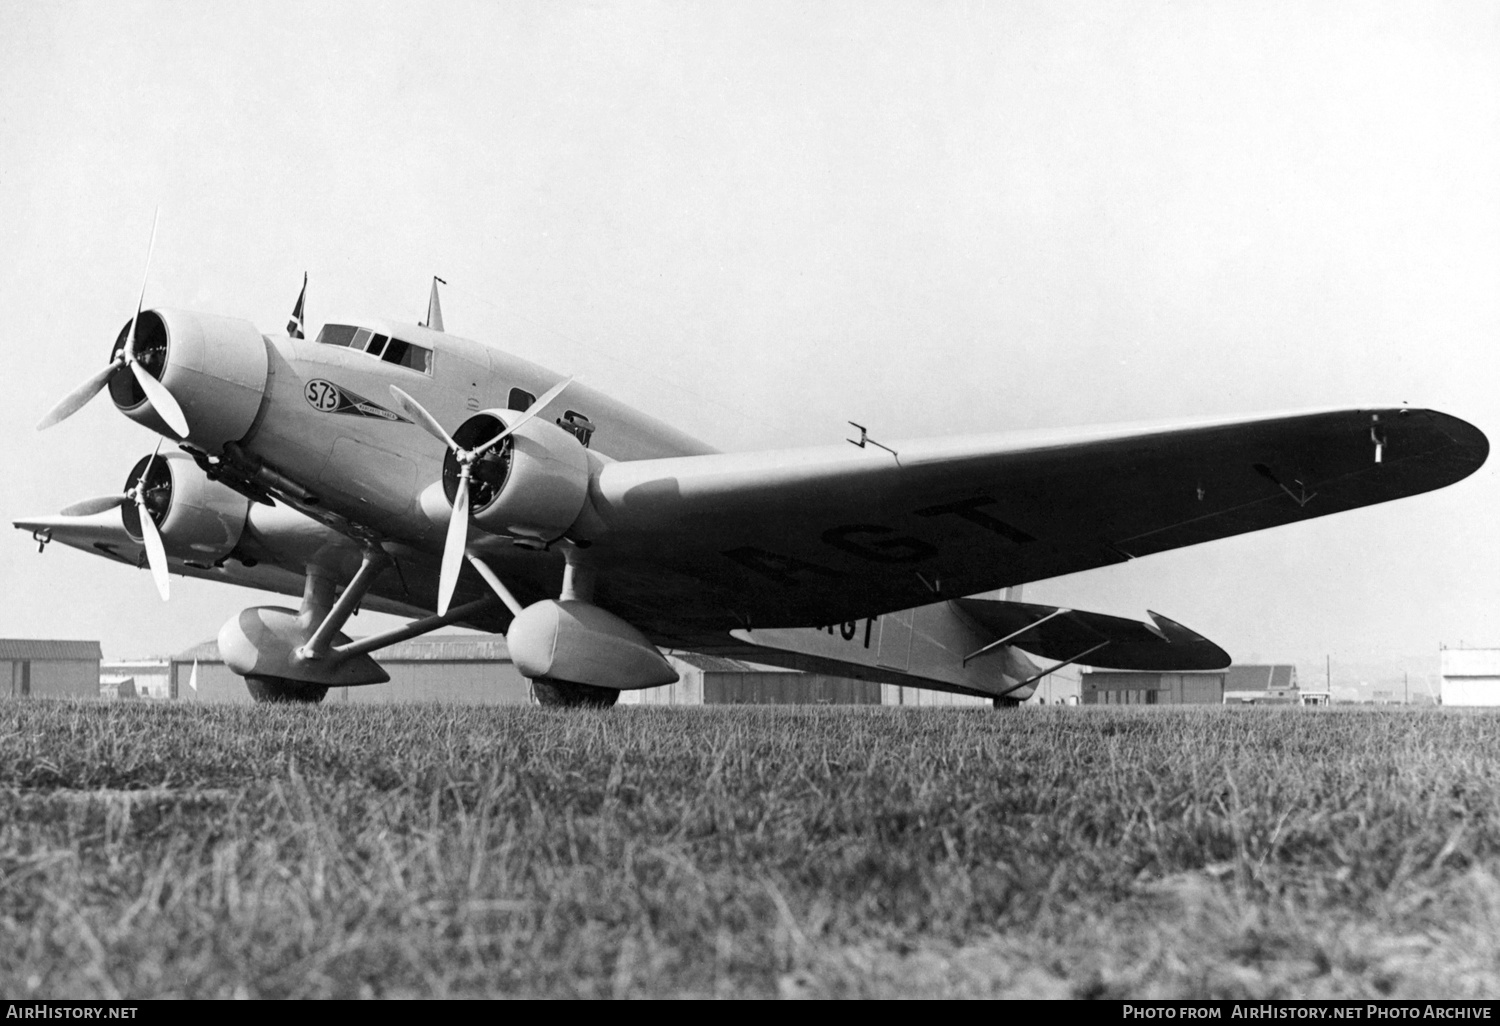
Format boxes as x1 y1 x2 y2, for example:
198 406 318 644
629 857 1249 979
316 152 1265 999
955 598 1230 671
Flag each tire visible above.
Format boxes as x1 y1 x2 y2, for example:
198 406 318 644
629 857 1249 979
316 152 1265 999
530 679 620 709
992 696 1022 709
245 675 329 704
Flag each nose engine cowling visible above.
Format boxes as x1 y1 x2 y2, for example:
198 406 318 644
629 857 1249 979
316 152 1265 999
110 309 269 453
122 451 252 566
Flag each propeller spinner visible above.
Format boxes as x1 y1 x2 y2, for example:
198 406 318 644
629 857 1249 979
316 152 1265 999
389 378 573 615
36 210 190 438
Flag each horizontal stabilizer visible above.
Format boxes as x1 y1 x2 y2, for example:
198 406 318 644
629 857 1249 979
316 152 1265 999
953 598 1230 671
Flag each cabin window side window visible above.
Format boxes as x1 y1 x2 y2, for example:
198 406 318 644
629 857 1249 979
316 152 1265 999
508 388 535 411
383 337 433 374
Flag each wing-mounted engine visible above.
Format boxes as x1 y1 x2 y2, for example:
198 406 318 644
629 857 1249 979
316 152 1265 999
440 409 590 546
108 309 269 452
121 451 252 566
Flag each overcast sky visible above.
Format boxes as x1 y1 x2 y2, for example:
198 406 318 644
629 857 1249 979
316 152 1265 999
2 1 1496 669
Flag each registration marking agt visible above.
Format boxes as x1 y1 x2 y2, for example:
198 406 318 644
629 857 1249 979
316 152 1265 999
721 494 1033 586
815 618 877 648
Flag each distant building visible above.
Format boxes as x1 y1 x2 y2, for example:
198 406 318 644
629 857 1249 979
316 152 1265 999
0 639 102 698
1081 665 1300 705
102 659 170 700
623 653 883 705
1222 664 1300 704
1440 648 1500 707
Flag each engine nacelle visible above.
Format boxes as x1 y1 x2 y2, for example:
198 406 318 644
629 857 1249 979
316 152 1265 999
442 410 591 545
109 309 269 452
122 451 251 565
507 600 678 690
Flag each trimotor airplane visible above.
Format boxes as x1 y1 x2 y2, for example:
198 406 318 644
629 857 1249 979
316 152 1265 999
15 248 1489 706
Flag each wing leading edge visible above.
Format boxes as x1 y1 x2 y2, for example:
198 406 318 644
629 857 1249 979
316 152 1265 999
574 407 1487 640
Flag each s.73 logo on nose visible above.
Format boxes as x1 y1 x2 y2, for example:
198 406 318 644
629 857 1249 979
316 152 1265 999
305 379 342 411
302 379 410 422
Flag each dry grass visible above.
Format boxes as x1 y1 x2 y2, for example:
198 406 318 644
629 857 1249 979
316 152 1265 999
3 700 1499 998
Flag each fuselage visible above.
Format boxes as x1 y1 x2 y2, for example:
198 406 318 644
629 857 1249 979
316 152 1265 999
242 318 715 552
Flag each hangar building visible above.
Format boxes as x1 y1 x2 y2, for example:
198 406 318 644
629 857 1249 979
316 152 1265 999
1 639 102 698
1440 647 1500 707
1082 665 1299 705
620 654 883 705
101 659 171 700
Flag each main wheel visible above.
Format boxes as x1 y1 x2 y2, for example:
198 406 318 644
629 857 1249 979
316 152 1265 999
245 675 329 704
530 679 620 708
992 695 1022 709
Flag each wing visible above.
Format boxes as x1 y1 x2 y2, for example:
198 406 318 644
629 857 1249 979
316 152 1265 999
576 407 1487 641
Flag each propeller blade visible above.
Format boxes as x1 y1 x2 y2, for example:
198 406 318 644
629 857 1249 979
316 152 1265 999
130 360 190 438
36 359 123 431
437 470 470 616
389 385 460 453
470 376 575 458
59 494 129 517
123 208 160 363
136 491 170 601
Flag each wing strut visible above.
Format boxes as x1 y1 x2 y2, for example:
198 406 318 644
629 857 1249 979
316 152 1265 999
465 552 525 617
992 640 1112 700
962 607 1074 666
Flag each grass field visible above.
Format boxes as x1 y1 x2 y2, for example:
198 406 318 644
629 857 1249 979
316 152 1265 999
3 700 1500 999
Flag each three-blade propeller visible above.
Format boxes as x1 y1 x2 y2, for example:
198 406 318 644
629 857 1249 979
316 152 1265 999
389 377 574 615
61 441 171 601
36 210 191 438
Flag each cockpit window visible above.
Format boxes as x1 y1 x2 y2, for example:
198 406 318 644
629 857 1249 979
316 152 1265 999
315 324 358 347
315 324 432 374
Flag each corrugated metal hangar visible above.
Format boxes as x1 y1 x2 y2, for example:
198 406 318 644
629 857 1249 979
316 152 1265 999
620 653 884 706
101 659 171 700
0 639 102 698
1440 648 1500 707
1082 665 1301 705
